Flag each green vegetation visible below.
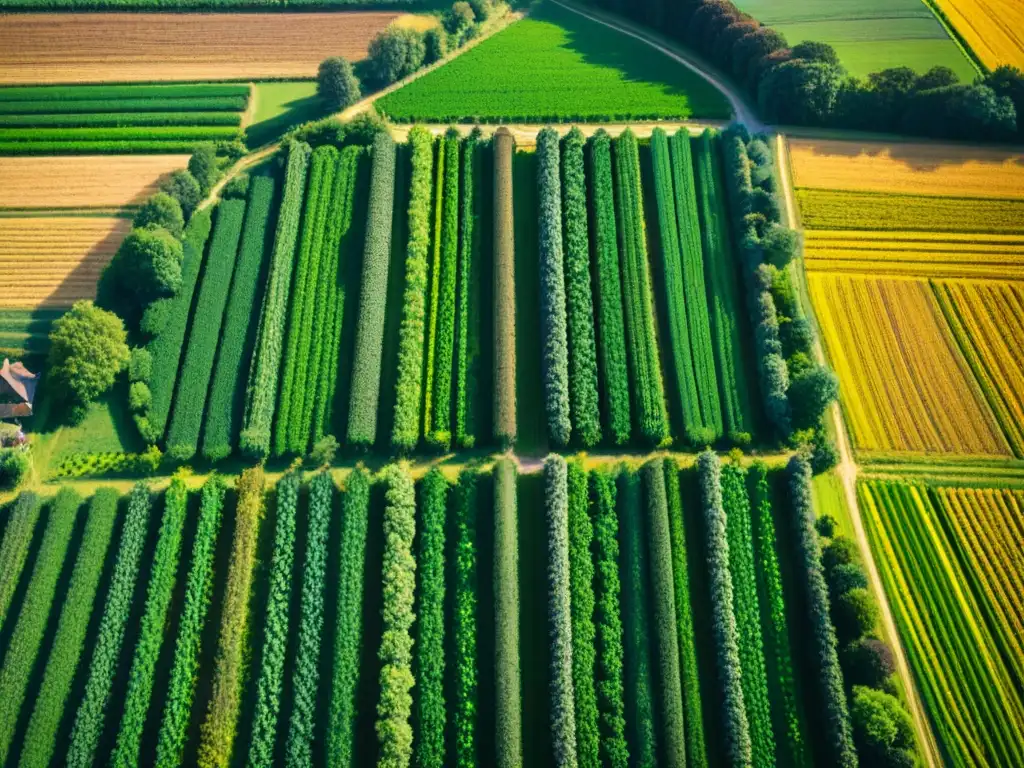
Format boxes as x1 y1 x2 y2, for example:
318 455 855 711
0 492 43 629
452 470 480 768
494 458 521 768
454 131 481 449
492 130 517 448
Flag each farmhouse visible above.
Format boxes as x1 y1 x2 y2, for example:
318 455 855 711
0 358 37 419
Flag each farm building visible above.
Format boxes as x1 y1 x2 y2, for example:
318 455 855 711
0 358 37 419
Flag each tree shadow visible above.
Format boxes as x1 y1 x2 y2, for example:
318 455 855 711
793 135 1024 171
245 93 328 150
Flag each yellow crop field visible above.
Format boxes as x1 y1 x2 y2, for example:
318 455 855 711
809 273 1009 456
0 217 130 308
0 156 187 210
788 138 1024 199
932 0 1024 69
934 280 1024 457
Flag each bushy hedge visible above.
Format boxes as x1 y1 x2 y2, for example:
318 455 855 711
588 131 630 445
453 470 479 768
544 455 578 765
247 470 300 768
662 461 707 767
0 488 80 763
19 489 118 768
721 463 774 766
787 455 857 768
590 469 629 768
155 477 226 767
166 199 246 460
640 459 686 767
66 484 153 768
197 466 265 768
377 464 417 768
494 457 521 767
537 128 572 447
492 129 517 447
423 136 446 441
392 126 434 452
415 469 449 767
454 130 481 449
0 491 42 630
328 467 372 768
561 128 601 448
240 140 311 458
614 131 668 445
112 478 190 768
619 469 656 766
347 133 397 449
695 451 751 766
201 175 276 459
286 471 334 764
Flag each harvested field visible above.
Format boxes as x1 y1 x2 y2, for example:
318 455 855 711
932 0 1024 69
809 272 1008 456
789 138 1024 199
0 217 130 307
0 155 187 209
0 12 401 84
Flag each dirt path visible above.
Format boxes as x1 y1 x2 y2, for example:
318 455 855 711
775 134 941 767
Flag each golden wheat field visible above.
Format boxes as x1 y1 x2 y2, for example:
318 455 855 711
809 273 1008 456
0 156 188 210
934 280 1024 457
932 0 1024 69
788 138 1024 199
0 217 130 307
0 13 402 84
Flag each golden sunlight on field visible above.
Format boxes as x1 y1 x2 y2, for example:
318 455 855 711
932 0 1024 69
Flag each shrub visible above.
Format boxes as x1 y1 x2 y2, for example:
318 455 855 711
160 169 201 218
347 133 397 449
247 471 300 768
221 173 249 200
0 449 29 491
415 469 449 767
368 27 426 87
328 467 372 768
789 365 839 432
823 535 859 573
98 224 183 327
452 470 480 768
66 484 153 768
48 300 129 417
309 434 339 467
0 491 42 628
833 588 879 646
377 464 417 768
455 130 481 449
129 346 152 382
134 191 184 237
392 126 434 451
492 129 517 447
19 489 118 768
842 638 896 690
189 141 219 193
829 562 869 600
155 477 227 767
444 1 475 34
850 686 916 768
561 128 601 448
815 514 838 539
536 128 572 446
142 298 172 337
494 457 521 767
424 28 447 64
318 56 362 111
197 466 265 768
239 140 311 459
588 130 630 444
0 488 80 763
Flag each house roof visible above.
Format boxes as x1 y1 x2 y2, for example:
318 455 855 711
0 358 37 406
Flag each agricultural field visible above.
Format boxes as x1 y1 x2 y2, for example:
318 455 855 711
376 1 731 122
931 0 1024 68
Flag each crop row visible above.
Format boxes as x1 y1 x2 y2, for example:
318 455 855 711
454 131 481 449
0 492 43 629
0 126 240 141
0 140 207 154
0 96 249 115
494 458 521 767
0 83 250 102
422 133 447 442
0 111 242 127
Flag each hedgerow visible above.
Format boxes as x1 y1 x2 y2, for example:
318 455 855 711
0 488 80 763
614 131 668 445
567 461 599 768
391 126 434 452
641 459 686 767
377 464 417 768
165 198 246 460
240 140 311 458
328 467 371 768
619 469 656 766
347 133 397 449
155 476 227 767
247 470 300 768
721 463 774 766
0 491 42 630
454 130 480 449
66 483 153 768
423 135 445 441
140 208 213 443
202 175 276 460
544 455 578 765
588 131 630 445
275 145 338 456
112 478 190 768
561 128 600 448
492 129 517 448
415 469 449 767
590 469 629 768
695 451 751 766
197 466 265 768
787 456 857 768
452 469 479 768
494 457 521 767
286 471 334 764
18 489 118 768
